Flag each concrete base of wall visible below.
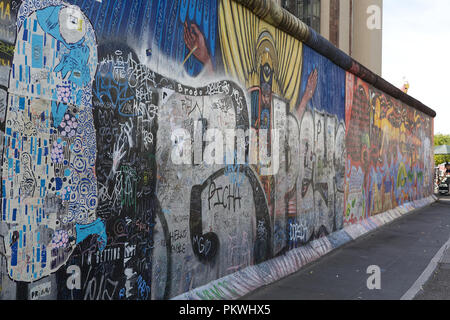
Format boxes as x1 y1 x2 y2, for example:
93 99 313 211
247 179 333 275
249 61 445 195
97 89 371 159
172 195 438 300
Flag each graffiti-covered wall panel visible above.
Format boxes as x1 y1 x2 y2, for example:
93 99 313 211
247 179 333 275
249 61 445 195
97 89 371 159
0 0 434 300
344 73 433 225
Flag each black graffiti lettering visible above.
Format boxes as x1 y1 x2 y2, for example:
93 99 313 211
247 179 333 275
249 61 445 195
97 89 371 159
207 182 242 212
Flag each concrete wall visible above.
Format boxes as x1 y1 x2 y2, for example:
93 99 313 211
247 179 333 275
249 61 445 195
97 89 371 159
0 0 434 300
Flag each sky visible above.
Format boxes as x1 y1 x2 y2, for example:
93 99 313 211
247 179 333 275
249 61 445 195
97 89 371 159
382 0 450 135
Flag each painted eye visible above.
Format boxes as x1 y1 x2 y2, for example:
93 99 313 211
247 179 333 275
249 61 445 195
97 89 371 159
58 6 87 44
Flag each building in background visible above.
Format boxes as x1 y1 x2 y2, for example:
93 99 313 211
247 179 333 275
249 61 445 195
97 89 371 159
279 0 383 75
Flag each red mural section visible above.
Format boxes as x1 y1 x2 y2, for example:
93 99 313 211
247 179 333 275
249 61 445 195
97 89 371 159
344 73 434 225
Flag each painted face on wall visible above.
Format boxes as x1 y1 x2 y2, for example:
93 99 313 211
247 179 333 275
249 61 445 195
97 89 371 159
355 85 369 112
261 83 271 109
259 49 274 114
58 6 87 44
1 2 103 283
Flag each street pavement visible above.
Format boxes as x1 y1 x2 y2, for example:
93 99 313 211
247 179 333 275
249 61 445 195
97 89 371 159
414 224 450 300
242 196 450 300
414 263 450 300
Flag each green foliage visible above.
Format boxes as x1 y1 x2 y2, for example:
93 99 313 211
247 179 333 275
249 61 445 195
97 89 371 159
434 134 450 165
435 155 450 166
435 134 450 146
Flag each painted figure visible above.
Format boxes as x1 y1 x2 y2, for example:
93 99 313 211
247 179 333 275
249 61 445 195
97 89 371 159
1 1 105 282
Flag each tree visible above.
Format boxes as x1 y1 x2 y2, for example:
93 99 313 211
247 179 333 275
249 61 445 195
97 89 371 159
434 134 450 165
435 155 450 166
435 134 450 147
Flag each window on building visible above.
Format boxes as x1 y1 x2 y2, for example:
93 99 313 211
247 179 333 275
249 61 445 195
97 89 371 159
282 0 321 33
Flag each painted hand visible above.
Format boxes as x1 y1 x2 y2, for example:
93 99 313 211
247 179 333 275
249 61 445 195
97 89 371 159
184 22 210 64
112 140 126 176
297 68 319 118
184 22 213 74
304 68 319 102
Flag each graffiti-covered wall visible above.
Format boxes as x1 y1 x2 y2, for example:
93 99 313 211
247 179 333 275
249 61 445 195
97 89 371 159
344 73 433 225
0 0 434 300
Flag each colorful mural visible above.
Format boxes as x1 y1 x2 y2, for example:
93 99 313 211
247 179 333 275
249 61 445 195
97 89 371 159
2 2 101 283
344 73 433 225
0 0 434 300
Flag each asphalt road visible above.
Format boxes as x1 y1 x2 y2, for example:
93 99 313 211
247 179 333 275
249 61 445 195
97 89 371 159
242 197 450 300
414 264 450 300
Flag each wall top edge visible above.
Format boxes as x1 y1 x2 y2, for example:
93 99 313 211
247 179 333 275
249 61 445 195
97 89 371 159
232 0 437 118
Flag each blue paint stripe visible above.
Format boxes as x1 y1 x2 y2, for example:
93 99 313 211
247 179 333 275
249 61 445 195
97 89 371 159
115 1 126 36
188 0 196 21
99 0 112 33
139 0 151 42
196 0 203 26
133 0 145 38
93 0 104 29
180 0 188 23
2 198 6 221
106 0 119 36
